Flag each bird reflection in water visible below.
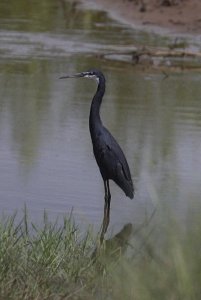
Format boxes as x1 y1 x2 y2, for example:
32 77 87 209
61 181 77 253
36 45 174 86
92 223 133 261
105 223 133 256
92 208 157 262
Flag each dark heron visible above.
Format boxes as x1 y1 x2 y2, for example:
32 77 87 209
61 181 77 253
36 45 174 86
60 69 134 241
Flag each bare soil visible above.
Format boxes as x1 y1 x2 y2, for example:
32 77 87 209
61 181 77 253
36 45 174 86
85 0 201 34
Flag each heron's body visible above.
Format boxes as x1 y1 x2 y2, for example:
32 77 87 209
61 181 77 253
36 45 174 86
89 71 133 198
90 124 134 198
60 69 134 241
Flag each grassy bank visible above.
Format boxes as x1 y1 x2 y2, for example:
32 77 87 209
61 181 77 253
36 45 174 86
0 209 200 299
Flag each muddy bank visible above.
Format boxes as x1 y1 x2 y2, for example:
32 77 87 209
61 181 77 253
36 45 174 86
81 0 201 34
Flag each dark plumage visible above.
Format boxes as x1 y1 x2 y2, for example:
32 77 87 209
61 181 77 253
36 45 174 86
89 70 134 199
60 69 134 241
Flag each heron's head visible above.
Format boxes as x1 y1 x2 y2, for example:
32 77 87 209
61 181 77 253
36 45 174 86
59 69 103 84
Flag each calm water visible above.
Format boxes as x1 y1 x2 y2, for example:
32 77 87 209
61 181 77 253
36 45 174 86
0 0 201 233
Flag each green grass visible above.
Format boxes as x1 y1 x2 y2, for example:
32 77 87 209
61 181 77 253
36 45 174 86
0 208 201 300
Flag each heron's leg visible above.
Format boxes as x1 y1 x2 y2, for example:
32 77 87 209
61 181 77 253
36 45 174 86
103 180 108 219
106 180 111 221
104 180 111 235
100 180 111 244
100 180 109 243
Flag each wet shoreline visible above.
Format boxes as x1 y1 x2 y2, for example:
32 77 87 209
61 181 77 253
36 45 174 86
80 0 201 35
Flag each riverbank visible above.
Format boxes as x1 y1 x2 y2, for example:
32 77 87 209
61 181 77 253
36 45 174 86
0 211 201 299
82 0 201 34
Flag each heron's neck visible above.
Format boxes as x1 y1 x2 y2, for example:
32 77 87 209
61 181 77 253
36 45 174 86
89 77 105 132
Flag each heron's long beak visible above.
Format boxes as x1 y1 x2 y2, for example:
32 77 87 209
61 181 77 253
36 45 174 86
59 72 84 79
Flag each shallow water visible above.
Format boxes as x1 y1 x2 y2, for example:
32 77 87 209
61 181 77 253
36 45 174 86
0 0 201 233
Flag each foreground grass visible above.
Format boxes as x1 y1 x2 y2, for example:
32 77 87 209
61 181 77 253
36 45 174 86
0 210 201 300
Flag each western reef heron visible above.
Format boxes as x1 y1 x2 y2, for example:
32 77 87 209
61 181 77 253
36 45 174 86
60 69 134 242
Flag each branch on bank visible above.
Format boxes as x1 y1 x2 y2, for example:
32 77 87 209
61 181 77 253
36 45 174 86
98 45 201 69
